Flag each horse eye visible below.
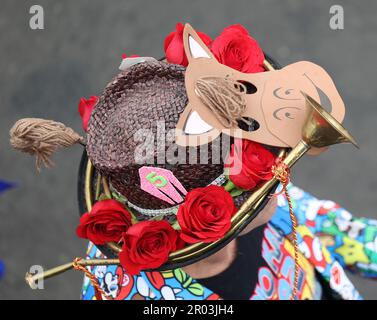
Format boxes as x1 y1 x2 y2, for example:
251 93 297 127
237 117 260 132
236 80 257 94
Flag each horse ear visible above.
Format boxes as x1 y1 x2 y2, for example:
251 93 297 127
183 23 215 62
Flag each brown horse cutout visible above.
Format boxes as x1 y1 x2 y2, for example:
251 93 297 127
175 24 346 154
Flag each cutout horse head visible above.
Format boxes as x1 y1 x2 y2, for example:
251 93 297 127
175 24 346 154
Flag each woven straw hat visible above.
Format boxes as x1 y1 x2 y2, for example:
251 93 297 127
86 60 230 213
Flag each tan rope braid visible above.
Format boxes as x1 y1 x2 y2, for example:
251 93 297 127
195 77 248 128
9 118 84 171
271 158 299 300
72 257 113 301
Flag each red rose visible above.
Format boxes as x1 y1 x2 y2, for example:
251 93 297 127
76 199 132 245
78 96 99 131
119 220 178 275
164 22 212 66
211 24 265 73
177 185 237 244
225 139 276 190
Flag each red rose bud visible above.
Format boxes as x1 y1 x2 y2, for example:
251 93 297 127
119 220 179 275
177 185 237 244
211 24 265 73
76 199 132 245
164 22 212 66
78 96 99 131
225 139 276 190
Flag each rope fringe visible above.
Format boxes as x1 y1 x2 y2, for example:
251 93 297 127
195 77 247 128
9 118 84 171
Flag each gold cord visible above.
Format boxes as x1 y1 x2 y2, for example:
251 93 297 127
271 159 299 300
72 257 113 300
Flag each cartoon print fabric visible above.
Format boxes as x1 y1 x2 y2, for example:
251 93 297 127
197 222 323 300
250 224 322 300
81 184 376 300
270 184 376 299
81 242 220 300
272 184 377 278
81 224 322 300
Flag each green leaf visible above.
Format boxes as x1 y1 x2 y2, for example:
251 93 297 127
224 179 236 192
171 220 181 230
112 191 127 202
97 193 111 201
174 268 187 284
230 188 244 197
131 216 139 225
187 282 204 296
150 214 164 221
125 208 139 224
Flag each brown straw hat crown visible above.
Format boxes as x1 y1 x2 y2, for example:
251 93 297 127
86 61 225 210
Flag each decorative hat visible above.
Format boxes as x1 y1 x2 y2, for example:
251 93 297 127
10 23 357 298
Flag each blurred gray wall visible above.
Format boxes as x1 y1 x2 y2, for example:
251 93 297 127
0 0 376 299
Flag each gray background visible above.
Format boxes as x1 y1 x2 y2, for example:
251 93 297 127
0 0 376 299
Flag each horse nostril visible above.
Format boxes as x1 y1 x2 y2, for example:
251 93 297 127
236 81 258 94
237 117 260 132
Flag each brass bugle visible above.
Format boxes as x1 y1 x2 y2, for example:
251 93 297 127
25 92 358 287
25 258 120 289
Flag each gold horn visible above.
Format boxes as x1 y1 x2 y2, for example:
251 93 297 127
300 91 358 149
